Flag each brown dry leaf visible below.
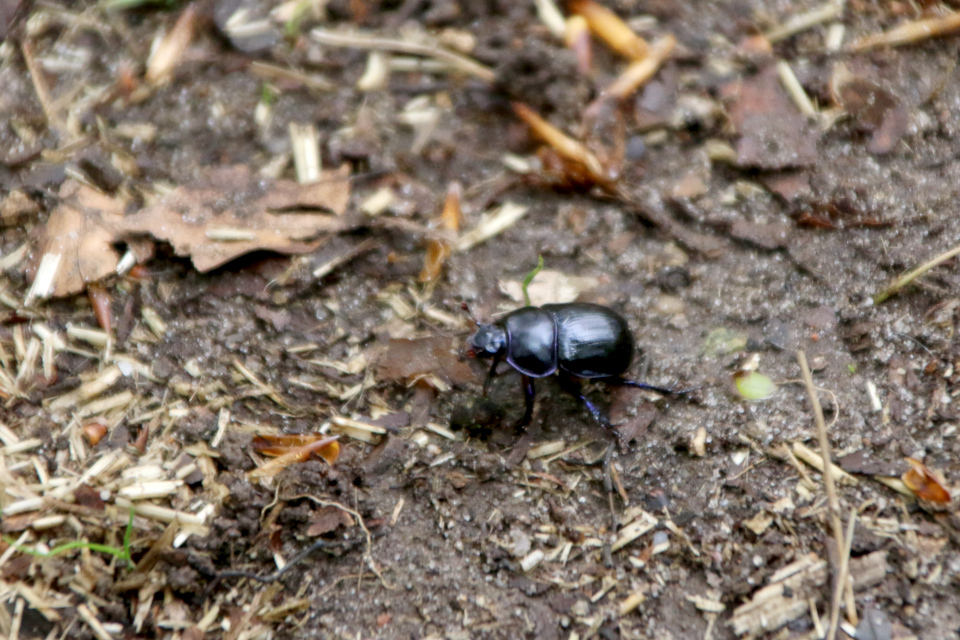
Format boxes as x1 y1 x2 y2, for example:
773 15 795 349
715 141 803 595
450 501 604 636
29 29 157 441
419 182 461 283
831 66 908 155
376 336 477 387
122 164 353 272
253 433 341 465
499 270 599 307
306 505 354 536
249 434 340 478
28 180 127 298
902 457 952 505
722 65 819 170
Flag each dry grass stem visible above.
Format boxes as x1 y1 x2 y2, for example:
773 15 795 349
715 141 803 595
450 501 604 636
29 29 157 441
511 102 605 179
249 61 334 91
792 441 857 485
777 60 818 117
569 0 649 60
21 41 65 136
764 3 843 43
290 122 322 185
311 28 496 83
77 604 114 640
848 12 960 52
840 508 858 626
25 253 61 306
873 240 960 303
797 350 844 640
145 5 197 86
205 227 257 241
456 202 529 251
533 0 566 38
605 35 676 100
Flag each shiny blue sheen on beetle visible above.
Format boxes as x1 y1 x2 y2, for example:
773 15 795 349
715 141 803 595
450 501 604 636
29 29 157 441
468 303 674 432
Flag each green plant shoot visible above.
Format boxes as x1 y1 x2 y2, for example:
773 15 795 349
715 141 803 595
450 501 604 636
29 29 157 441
521 255 544 307
3 508 136 568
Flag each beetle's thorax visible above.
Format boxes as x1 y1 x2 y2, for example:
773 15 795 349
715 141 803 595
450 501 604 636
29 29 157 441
503 307 559 377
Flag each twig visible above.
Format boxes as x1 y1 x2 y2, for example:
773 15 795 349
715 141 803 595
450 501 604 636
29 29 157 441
873 240 960 303
311 28 495 83
777 60 817 118
848 12 960 52
218 538 335 583
840 507 858 626
797 350 844 640
21 41 66 137
764 3 843 43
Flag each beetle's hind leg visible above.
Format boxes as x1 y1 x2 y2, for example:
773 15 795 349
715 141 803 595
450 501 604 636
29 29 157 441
603 377 696 395
558 377 611 429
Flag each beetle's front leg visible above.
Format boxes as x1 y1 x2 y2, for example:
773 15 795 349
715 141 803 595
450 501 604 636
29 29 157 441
482 354 502 397
514 375 535 433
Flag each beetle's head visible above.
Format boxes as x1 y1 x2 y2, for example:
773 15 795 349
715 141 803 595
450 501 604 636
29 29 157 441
467 323 506 359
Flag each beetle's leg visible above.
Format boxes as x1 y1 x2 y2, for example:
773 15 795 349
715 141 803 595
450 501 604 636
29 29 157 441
482 354 502 397
515 375 535 433
559 377 611 428
604 377 696 395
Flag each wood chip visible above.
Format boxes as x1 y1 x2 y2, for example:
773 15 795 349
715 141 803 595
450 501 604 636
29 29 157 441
792 441 858 485
456 202 529 251
728 553 828 635
611 509 657 551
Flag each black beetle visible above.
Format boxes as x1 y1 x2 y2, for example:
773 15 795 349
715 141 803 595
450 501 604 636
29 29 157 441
467 302 680 432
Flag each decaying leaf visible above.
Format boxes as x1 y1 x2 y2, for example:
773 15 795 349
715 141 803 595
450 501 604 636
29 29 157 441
28 181 127 298
419 182 461 283
902 457 952 505
499 270 599 307
123 165 352 272
722 65 819 170
249 434 340 478
28 165 355 298
307 505 354 536
376 336 477 387
831 65 908 155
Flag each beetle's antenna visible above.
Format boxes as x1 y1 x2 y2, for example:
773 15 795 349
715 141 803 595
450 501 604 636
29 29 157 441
461 302 480 326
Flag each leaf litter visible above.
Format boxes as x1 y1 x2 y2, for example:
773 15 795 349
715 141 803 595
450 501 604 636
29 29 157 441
27 164 354 299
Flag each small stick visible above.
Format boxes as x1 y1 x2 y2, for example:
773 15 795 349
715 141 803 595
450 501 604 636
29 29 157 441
21 42 65 136
777 60 817 118
797 350 844 640
604 35 676 100
311 28 495 83
764 3 843 43
873 240 960 303
840 508 858 626
848 12 960 52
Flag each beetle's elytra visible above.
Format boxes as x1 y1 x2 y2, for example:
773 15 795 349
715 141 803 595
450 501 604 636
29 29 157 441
467 302 678 433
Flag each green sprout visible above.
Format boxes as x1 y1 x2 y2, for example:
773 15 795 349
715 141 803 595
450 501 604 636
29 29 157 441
3 508 136 568
521 255 544 307
285 0 314 39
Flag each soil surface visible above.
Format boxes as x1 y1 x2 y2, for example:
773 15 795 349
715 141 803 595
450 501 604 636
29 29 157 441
1 2 959 640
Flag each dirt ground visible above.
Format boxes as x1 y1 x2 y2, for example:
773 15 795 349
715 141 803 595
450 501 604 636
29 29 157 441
1 1 960 639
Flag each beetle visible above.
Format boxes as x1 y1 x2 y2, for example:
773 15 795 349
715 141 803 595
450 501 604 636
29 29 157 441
467 302 682 433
